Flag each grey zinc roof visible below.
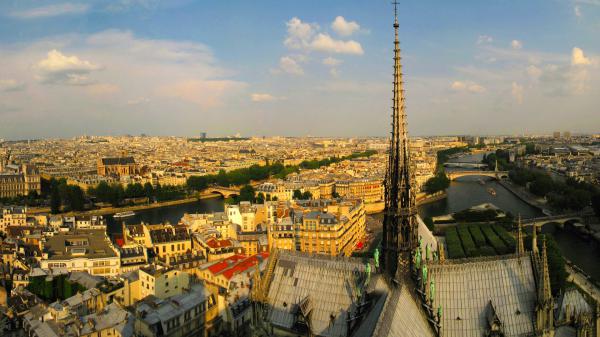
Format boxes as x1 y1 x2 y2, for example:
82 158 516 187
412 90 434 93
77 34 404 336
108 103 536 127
267 251 369 337
556 288 592 322
371 276 435 337
428 255 537 337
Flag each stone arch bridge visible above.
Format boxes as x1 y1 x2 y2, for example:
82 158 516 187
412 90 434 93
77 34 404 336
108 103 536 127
522 212 589 230
204 186 240 198
446 170 509 181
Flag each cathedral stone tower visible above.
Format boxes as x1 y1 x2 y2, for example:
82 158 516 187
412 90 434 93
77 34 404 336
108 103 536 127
382 2 418 282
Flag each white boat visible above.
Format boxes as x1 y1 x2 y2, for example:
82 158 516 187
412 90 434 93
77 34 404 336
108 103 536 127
113 211 135 218
487 188 496 196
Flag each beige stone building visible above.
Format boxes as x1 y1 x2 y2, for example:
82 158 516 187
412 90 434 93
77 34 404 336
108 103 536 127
335 179 384 203
269 199 366 256
97 156 140 177
0 164 41 198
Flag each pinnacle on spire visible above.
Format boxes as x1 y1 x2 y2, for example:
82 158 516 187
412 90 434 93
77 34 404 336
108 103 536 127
540 236 552 302
536 235 554 332
532 223 538 254
516 214 525 256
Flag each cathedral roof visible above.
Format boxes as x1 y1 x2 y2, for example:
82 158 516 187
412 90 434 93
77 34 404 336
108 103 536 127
371 276 435 337
428 254 537 337
556 288 592 322
266 250 371 337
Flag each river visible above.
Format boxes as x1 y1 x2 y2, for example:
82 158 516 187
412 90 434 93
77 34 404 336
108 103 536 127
106 197 224 234
107 152 600 280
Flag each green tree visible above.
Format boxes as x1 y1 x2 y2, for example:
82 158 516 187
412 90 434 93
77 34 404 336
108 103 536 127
65 185 85 211
301 191 313 200
187 176 208 191
292 189 303 200
216 169 230 187
125 183 144 198
238 184 256 202
50 188 61 214
109 184 125 207
423 172 450 194
144 182 154 201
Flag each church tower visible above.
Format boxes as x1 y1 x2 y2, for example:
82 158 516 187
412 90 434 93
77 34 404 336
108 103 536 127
382 2 418 282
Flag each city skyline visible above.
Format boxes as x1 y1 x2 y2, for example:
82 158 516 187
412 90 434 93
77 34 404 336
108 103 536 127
1 0 599 139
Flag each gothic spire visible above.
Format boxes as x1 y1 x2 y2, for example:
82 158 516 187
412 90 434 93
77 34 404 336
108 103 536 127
382 1 418 281
536 235 554 332
516 214 525 256
539 236 552 302
532 223 538 255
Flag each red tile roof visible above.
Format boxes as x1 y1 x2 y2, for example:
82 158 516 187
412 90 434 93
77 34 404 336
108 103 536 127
208 252 270 280
205 237 233 249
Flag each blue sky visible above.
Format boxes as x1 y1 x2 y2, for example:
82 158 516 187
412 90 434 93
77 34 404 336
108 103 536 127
0 0 598 139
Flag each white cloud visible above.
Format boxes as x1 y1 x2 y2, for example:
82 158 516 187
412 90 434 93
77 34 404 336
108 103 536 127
450 81 486 93
126 97 150 105
331 16 360 36
87 83 119 95
250 93 285 102
310 33 363 55
322 57 342 66
272 56 304 75
283 17 364 55
158 80 245 109
526 65 543 80
512 82 524 104
105 0 160 12
35 49 101 85
284 17 318 50
511 40 523 50
10 3 89 19
0 29 247 137
574 5 582 17
571 47 592 65
477 35 493 44
0 79 26 92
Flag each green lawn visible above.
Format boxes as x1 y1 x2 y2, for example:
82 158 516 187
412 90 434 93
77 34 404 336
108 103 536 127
444 223 516 259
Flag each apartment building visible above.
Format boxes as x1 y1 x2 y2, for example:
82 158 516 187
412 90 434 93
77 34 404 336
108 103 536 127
269 199 366 256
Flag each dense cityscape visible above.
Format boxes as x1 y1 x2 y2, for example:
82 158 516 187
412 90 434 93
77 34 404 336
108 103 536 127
1 1 599 337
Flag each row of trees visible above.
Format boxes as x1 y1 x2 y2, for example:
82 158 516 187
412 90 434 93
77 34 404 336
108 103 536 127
509 168 599 211
423 172 450 195
482 149 514 171
186 151 377 191
88 181 186 207
422 147 468 196
48 178 86 213
45 178 188 213
436 147 469 171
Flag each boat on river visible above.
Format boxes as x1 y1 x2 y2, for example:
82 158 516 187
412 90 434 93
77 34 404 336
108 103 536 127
114 211 135 219
487 188 496 196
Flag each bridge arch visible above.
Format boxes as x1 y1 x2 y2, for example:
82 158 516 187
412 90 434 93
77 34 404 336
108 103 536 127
446 170 508 181
205 187 240 199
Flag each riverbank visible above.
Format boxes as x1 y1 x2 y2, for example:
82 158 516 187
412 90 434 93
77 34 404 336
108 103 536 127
417 191 447 205
565 263 600 304
363 191 448 215
27 193 222 216
496 179 548 213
